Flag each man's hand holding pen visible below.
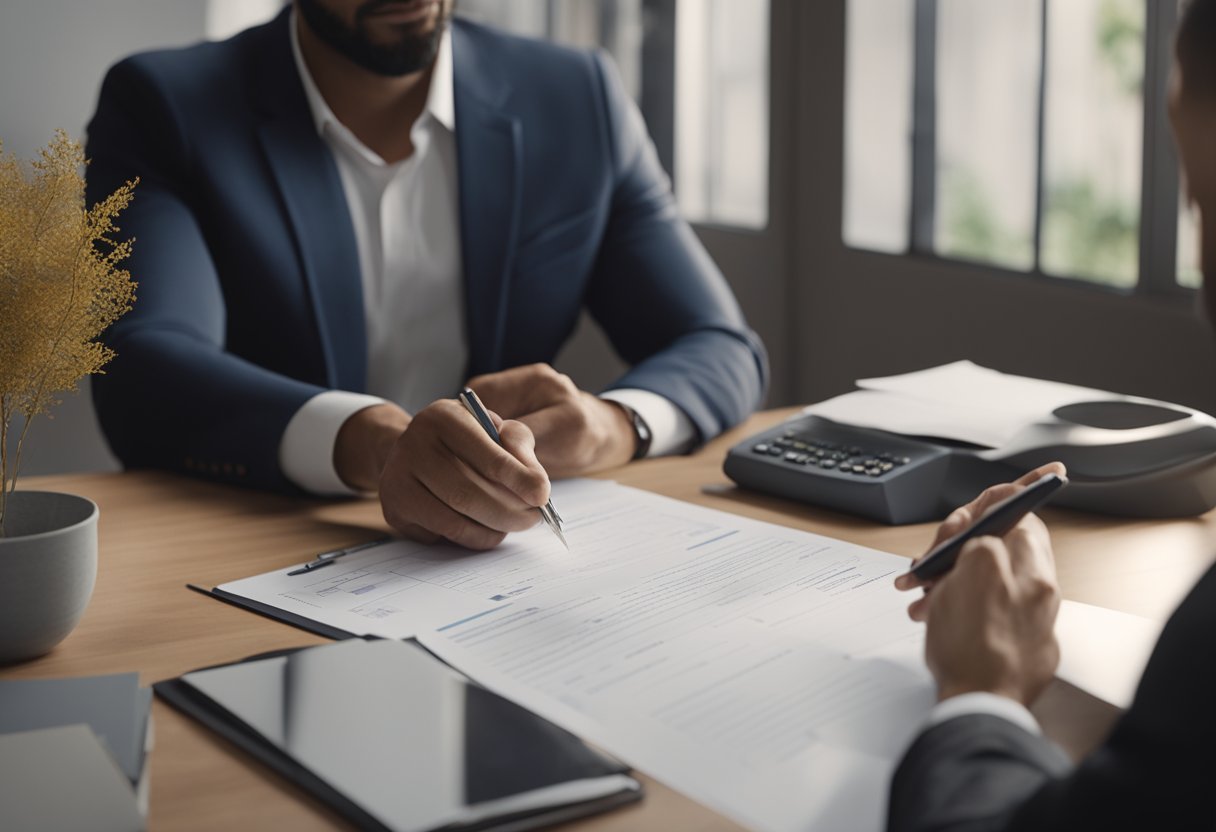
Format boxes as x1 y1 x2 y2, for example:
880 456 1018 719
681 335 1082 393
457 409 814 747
457 388 568 549
894 462 1066 706
374 398 553 550
331 362 632 550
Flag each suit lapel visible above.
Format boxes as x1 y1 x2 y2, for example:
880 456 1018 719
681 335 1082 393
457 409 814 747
253 10 366 391
452 22 522 377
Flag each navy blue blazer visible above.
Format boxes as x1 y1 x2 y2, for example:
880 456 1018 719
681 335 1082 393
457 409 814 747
85 10 767 492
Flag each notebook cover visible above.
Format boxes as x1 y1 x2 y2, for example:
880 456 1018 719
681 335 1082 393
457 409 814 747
0 673 147 784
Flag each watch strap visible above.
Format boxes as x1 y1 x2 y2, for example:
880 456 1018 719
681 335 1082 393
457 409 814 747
615 402 653 461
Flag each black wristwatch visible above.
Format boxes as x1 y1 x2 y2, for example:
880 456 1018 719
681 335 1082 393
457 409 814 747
615 402 653 461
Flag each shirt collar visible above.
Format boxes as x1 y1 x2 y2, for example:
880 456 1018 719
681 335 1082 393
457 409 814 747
289 9 455 138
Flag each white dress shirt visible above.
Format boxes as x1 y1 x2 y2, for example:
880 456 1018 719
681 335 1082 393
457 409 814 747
926 691 1042 735
279 15 693 494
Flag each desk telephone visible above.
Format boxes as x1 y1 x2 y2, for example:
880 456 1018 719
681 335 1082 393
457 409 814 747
724 398 1216 524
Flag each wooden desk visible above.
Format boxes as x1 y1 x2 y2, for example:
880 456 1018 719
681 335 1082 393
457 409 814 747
5 408 1215 831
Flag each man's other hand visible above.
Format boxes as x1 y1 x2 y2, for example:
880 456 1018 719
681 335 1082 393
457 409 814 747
466 364 636 477
895 463 1066 706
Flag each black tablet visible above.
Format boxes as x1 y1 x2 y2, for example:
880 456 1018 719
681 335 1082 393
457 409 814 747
155 639 641 832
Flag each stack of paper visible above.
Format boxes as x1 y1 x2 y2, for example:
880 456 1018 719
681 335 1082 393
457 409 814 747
803 360 1122 448
0 673 153 830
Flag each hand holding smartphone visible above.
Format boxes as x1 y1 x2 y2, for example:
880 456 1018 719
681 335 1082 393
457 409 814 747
906 472 1068 582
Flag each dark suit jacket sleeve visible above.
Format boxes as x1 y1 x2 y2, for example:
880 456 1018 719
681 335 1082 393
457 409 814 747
86 59 325 492
889 562 1216 832
583 50 768 443
888 714 1071 832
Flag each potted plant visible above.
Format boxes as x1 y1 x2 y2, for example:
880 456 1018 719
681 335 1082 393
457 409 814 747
0 131 136 663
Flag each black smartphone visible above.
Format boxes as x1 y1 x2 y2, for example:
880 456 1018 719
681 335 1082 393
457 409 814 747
908 472 1068 581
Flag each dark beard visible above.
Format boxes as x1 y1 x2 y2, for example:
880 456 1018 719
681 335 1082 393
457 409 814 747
297 0 448 77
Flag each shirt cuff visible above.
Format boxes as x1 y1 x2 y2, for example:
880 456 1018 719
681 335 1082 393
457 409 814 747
279 391 389 495
600 388 696 458
926 691 1042 736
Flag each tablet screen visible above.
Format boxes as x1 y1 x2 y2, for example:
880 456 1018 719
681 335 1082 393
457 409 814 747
181 639 638 832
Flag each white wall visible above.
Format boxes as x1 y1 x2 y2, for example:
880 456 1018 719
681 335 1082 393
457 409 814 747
1 0 280 476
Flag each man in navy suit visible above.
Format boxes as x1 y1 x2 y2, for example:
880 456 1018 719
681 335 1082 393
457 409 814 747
85 0 766 548
887 2 1216 828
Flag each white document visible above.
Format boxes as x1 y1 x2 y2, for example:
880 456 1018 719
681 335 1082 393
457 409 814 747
217 479 1157 831
804 360 1118 448
217 478 789 639
417 484 939 832
215 481 934 829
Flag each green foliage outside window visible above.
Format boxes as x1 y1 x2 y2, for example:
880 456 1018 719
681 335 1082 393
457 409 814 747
941 0 1144 287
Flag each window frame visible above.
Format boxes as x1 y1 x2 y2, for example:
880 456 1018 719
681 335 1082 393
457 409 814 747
868 0 1187 297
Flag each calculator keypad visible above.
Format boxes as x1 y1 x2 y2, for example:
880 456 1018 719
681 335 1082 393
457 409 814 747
751 433 912 477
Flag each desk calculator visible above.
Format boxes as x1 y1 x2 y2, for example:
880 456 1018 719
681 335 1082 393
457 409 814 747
725 400 1216 524
723 414 960 524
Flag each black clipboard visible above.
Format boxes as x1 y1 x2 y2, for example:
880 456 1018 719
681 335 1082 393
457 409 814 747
154 639 643 832
187 582 358 641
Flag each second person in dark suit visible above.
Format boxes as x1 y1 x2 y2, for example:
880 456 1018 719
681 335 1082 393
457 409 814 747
887 2 1216 828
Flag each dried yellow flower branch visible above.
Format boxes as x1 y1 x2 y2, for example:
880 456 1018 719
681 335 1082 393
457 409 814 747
0 130 137 534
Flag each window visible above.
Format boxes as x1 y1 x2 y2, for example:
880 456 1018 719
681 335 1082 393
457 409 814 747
842 0 913 253
674 0 769 227
844 0 1191 291
1041 0 1144 287
458 0 770 228
936 0 1041 272
1179 199 1202 289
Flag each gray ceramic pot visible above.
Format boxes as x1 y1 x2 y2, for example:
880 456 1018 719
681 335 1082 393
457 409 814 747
0 491 98 664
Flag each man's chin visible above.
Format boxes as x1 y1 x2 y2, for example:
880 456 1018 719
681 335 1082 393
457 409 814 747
362 15 439 41
361 1 443 38
362 28 432 51
362 0 441 26
355 41 441 76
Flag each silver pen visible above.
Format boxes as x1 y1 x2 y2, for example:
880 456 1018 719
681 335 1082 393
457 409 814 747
287 537 391 576
457 387 569 550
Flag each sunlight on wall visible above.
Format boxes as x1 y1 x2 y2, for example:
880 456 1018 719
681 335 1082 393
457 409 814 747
206 0 284 41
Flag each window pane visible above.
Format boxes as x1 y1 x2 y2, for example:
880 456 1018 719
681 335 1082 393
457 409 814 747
935 0 1040 270
1039 0 1143 288
675 0 770 228
1173 0 1199 288
842 0 913 254
461 0 770 230
1179 197 1202 288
